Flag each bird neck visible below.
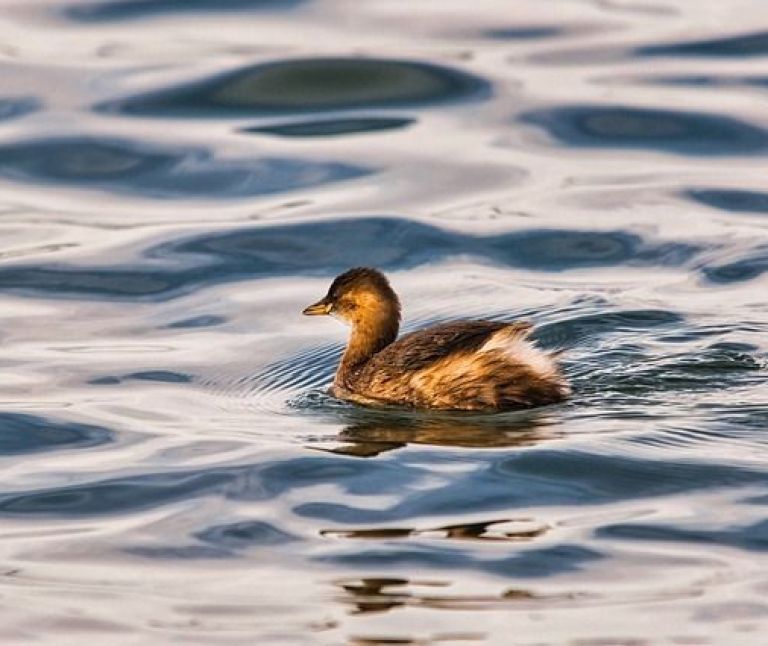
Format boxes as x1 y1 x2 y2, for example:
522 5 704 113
336 309 399 388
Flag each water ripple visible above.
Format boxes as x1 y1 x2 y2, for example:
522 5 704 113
637 30 768 58
0 97 39 122
530 30 768 64
599 519 768 552
687 188 768 214
0 136 369 198
316 543 602 579
0 455 409 517
703 246 768 284
0 217 705 300
519 105 768 156
195 519 299 549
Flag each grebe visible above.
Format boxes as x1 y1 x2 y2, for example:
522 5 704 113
303 267 569 411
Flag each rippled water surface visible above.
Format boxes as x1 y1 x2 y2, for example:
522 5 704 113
0 1 766 644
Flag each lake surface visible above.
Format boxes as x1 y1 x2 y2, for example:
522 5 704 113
0 0 766 643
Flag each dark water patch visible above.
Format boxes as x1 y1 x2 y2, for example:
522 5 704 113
243 116 414 138
702 246 768 284
486 231 699 270
519 105 768 156
503 451 768 500
196 520 298 548
0 470 239 517
599 519 768 552
637 30 768 58
317 543 601 579
126 545 231 559
166 314 227 328
184 222 690 274
0 267 185 299
100 58 490 117
89 370 192 385
0 136 368 199
126 370 192 383
0 455 411 517
0 97 39 122
0 412 112 456
484 26 564 40
687 188 768 214
65 0 304 22
0 217 703 301
295 451 767 525
632 74 768 89
744 494 768 506
88 376 122 385
531 32 768 65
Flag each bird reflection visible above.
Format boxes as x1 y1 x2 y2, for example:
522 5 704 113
311 406 560 457
321 518 549 542
336 577 416 614
333 576 578 616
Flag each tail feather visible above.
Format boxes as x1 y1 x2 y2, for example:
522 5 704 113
410 326 569 411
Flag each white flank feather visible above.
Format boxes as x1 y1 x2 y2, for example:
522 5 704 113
480 332 558 379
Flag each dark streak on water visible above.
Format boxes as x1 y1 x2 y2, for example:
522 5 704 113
598 519 768 552
483 26 564 40
687 188 768 214
0 97 39 121
627 74 768 90
64 0 305 22
0 1 767 644
243 116 415 138
636 30 768 58
530 29 768 65
519 105 768 155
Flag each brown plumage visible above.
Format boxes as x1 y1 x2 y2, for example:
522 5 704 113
303 267 570 411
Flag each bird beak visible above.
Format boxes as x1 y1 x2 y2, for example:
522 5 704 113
302 298 332 316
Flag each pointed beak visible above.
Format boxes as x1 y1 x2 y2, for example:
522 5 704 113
302 298 332 316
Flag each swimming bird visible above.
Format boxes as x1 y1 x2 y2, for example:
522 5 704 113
303 267 569 411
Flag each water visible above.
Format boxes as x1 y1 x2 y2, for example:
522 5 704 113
0 0 766 643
